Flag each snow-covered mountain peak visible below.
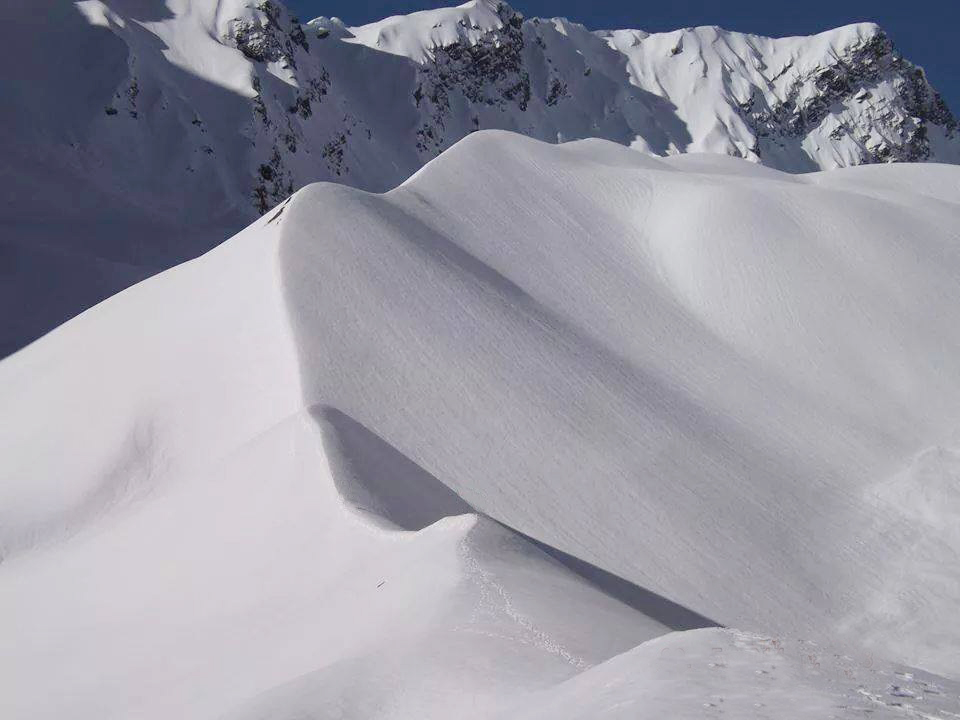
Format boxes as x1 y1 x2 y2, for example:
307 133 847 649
345 0 516 63
601 20 956 168
2 0 959 356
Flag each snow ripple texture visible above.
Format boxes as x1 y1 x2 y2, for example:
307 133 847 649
2 132 960 718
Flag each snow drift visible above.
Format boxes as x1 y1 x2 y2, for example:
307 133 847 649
2 131 960 718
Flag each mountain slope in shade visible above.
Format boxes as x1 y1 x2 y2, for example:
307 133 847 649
2 133 960 718
2 0 959 355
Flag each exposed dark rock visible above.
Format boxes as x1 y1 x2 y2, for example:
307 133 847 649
410 3 529 152
251 76 270 127
321 132 348 175
545 77 568 107
229 1 305 69
253 145 293 213
288 71 330 118
740 30 958 164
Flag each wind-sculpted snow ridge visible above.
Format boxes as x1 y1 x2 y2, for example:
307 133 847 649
3 0 960 355
2 132 960 719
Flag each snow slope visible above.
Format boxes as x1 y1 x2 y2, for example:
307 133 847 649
2 0 959 355
507 628 960 720
2 132 960 718
0 174 672 719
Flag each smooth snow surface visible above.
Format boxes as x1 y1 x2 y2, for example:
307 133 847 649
2 132 960 718
507 628 960 720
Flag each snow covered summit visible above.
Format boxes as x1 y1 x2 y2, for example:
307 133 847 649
2 132 960 719
2 0 959 356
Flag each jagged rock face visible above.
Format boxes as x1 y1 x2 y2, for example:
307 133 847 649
737 30 958 165
221 1 958 209
1 0 959 355
602 22 959 171
412 4 528 153
230 2 303 65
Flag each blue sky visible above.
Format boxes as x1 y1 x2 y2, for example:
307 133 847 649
285 0 960 113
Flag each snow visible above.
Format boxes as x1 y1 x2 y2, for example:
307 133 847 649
2 131 960 718
346 0 506 63
0 192 666 719
506 628 960 720
3 0 957 355
600 22 945 171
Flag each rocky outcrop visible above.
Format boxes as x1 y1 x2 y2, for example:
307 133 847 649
412 3 528 154
740 30 957 164
228 0 307 67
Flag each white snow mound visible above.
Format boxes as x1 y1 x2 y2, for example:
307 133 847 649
2 131 960 718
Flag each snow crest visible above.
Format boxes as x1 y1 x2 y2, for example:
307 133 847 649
3 133 960 719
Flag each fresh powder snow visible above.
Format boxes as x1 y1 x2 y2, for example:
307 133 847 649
1 130 959 718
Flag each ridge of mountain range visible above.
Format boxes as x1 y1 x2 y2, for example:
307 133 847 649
2 0 958 355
